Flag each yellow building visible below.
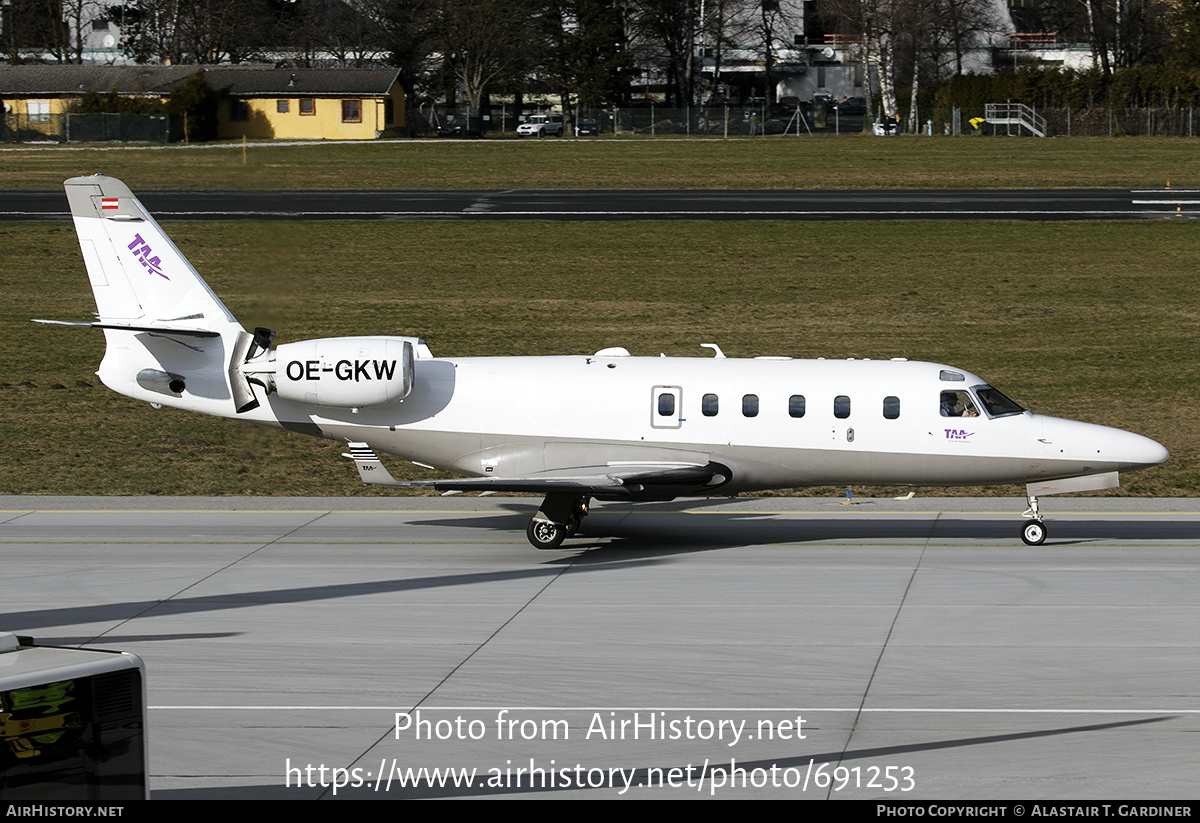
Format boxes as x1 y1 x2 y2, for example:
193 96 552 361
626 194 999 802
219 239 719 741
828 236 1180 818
206 67 404 139
0 65 405 141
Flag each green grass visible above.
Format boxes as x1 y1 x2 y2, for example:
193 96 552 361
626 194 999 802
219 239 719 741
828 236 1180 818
2 135 1199 190
3 219 1196 497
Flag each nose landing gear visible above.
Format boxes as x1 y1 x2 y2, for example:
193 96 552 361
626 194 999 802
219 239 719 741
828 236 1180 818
1020 494 1047 545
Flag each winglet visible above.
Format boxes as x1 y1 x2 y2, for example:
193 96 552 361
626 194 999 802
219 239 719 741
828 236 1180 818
343 442 403 486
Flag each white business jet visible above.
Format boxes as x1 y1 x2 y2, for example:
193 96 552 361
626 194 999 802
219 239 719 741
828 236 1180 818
37 175 1168 549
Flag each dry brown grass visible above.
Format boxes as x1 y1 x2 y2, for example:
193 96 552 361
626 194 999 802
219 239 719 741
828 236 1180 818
1 135 1199 191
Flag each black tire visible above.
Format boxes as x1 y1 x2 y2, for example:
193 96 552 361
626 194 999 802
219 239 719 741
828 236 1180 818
527 519 567 550
1021 520 1047 546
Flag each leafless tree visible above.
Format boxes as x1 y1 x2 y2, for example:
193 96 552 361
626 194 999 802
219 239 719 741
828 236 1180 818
117 0 279 64
627 0 698 104
437 0 539 116
697 0 751 100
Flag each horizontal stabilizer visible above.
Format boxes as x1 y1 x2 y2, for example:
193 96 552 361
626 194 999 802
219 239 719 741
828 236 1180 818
31 319 219 339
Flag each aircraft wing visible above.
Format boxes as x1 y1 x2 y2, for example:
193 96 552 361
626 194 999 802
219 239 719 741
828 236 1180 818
343 443 728 496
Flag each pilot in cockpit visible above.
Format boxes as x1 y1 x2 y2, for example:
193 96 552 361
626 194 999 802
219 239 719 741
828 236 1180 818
940 391 979 418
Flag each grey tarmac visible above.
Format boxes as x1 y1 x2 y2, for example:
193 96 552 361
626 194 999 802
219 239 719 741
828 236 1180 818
2 188 1197 222
0 495 1196 799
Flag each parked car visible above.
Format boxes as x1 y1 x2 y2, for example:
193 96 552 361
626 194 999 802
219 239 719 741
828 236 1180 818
872 116 899 136
437 114 484 138
575 117 601 136
517 114 564 137
835 96 868 116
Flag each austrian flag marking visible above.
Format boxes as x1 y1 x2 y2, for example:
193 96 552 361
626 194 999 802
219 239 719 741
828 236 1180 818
101 198 118 210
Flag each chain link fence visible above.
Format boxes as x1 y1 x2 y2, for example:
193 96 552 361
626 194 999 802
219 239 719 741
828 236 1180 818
952 106 1199 138
2 112 180 143
428 103 868 137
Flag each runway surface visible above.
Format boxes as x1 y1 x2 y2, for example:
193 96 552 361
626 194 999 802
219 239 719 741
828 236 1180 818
3 188 1197 221
1 495 1196 799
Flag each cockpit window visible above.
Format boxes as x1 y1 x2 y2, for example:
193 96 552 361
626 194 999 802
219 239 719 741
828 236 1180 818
974 385 1025 418
939 390 979 418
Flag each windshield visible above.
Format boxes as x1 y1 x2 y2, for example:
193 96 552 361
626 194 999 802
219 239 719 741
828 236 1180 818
973 385 1025 418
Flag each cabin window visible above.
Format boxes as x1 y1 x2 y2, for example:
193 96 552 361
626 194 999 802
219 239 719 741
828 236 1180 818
702 393 719 416
883 396 900 419
939 370 965 382
788 395 805 418
657 393 676 416
742 394 758 417
834 395 851 419
277 99 289 113
342 99 362 123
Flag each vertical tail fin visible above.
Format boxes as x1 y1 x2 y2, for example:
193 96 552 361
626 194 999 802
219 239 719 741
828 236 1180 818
46 175 258 416
63 175 239 332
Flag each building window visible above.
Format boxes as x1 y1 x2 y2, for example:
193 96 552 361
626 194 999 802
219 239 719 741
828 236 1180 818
834 395 851 419
788 395 805 418
28 100 50 122
385 98 394 124
342 99 361 123
702 393 719 417
742 394 758 417
277 100 289 113
230 100 250 122
300 98 315 116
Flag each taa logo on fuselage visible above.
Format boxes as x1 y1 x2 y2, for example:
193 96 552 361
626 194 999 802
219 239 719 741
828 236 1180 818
945 428 974 440
286 360 398 382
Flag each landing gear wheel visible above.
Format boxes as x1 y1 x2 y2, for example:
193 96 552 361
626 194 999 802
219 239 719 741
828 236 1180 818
527 519 567 550
1021 520 1047 546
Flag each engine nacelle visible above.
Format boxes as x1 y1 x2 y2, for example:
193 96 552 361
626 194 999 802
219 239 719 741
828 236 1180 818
274 337 414 408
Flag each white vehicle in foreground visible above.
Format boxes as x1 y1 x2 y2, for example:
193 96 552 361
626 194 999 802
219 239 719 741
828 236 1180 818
517 114 564 137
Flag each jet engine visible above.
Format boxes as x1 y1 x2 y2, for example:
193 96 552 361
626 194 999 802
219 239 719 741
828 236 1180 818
272 337 415 407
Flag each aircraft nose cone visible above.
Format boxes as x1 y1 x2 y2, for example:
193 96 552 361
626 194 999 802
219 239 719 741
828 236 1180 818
1118 430 1169 471
1039 417 1168 471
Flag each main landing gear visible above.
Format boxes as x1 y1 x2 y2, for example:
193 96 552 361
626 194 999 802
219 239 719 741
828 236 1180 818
526 494 590 550
1020 494 1048 545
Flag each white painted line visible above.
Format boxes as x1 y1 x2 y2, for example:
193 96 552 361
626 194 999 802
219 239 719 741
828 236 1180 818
151 705 1200 713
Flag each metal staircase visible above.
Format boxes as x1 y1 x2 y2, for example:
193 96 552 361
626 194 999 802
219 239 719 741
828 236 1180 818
984 103 1046 137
